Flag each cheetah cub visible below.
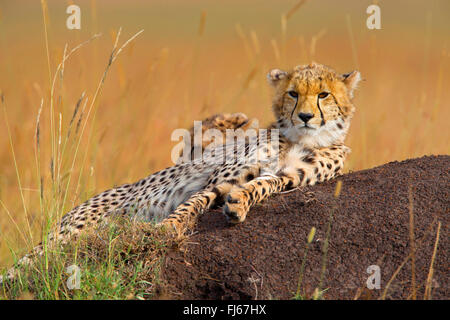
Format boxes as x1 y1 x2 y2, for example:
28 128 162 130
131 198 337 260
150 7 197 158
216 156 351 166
1 62 360 282
164 62 361 230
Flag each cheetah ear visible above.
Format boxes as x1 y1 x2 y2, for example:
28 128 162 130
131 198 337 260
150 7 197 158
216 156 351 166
342 71 361 98
267 69 288 87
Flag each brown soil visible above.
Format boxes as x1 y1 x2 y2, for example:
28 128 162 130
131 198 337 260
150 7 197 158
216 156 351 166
161 155 449 300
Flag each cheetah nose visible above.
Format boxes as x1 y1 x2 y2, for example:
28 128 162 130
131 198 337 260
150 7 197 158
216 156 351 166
298 112 314 123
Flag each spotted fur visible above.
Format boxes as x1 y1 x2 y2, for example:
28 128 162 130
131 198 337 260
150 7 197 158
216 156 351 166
1 62 361 283
163 62 360 229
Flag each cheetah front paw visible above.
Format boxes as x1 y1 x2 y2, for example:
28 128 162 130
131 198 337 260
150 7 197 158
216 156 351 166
223 189 251 224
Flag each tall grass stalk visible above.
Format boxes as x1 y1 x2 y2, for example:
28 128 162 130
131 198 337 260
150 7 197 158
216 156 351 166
282 0 308 66
0 28 143 298
1 94 34 249
424 221 441 300
408 185 416 299
381 217 439 300
294 226 316 299
64 29 144 219
315 180 342 299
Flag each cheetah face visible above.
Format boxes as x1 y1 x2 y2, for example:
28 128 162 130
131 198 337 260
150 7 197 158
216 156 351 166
268 62 361 148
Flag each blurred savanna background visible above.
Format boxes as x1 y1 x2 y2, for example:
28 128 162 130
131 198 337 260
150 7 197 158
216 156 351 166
0 0 449 268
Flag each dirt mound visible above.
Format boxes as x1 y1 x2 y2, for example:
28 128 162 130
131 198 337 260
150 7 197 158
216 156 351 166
162 155 449 300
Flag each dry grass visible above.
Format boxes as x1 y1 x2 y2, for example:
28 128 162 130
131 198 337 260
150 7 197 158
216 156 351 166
1 217 176 300
0 0 449 271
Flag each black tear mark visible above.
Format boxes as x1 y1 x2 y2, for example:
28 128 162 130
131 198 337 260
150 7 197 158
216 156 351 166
316 96 325 126
286 92 299 126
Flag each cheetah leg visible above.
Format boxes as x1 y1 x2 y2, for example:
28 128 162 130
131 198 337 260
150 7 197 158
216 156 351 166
159 190 219 233
160 164 261 233
159 183 231 234
223 175 287 224
224 145 349 224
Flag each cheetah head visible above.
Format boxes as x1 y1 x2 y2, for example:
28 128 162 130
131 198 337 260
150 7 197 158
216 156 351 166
268 62 361 148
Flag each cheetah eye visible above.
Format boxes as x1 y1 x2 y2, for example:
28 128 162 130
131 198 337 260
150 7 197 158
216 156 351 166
287 91 298 98
318 92 329 99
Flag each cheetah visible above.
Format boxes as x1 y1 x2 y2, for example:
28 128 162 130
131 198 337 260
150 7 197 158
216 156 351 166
1 62 361 283
179 112 259 161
